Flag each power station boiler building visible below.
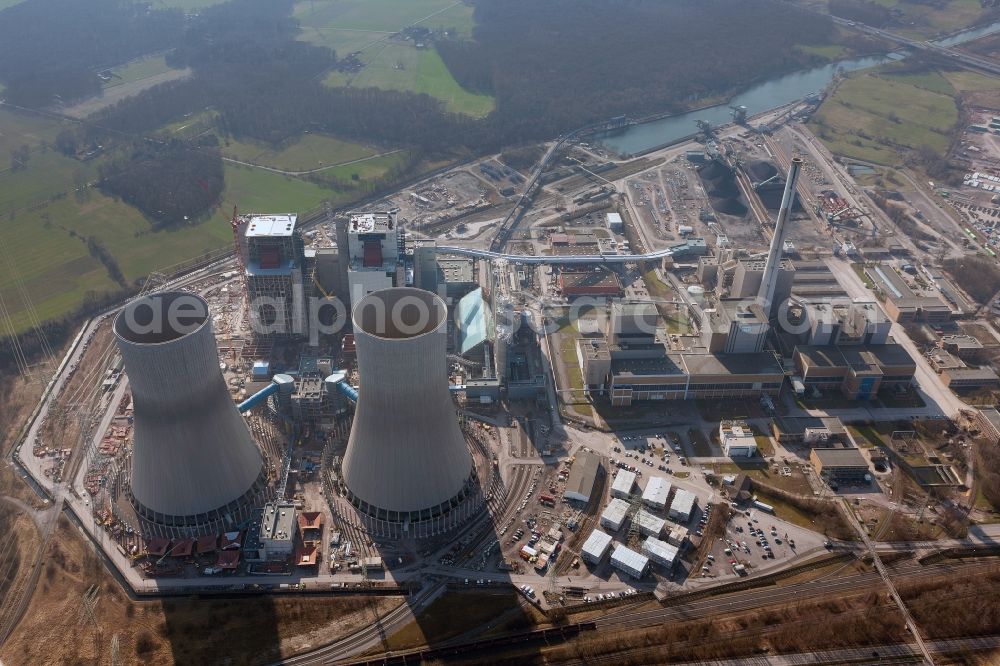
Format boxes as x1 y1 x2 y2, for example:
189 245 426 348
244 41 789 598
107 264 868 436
338 287 479 538
113 292 270 537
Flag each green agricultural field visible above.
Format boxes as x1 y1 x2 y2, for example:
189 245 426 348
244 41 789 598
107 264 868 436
0 150 102 217
311 150 408 185
808 66 959 164
0 189 236 331
0 199 122 329
102 55 176 89
295 0 474 52
338 42 493 116
796 43 848 60
0 108 67 155
220 133 380 173
158 110 219 141
215 163 338 222
148 0 228 9
298 0 492 116
871 0 992 39
0 158 340 331
0 102 420 333
880 67 956 96
941 69 1000 92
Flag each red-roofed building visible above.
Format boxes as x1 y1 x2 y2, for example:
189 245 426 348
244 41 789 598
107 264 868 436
294 543 320 567
196 535 218 555
220 531 244 550
170 538 194 558
216 549 241 570
145 537 170 557
297 512 323 543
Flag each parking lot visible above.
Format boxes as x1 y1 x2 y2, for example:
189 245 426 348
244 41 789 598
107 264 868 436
700 506 830 580
610 431 690 478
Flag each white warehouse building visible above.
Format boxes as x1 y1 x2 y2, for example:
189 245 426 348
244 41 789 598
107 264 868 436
642 537 679 568
606 212 624 234
610 545 649 579
635 509 665 538
600 498 631 532
580 529 613 565
642 476 672 511
720 421 757 458
611 469 637 499
564 450 602 503
669 489 697 522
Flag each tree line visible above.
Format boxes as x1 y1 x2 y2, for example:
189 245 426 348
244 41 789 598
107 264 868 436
89 0 834 155
98 140 225 227
438 0 834 138
0 0 185 107
1 0 838 372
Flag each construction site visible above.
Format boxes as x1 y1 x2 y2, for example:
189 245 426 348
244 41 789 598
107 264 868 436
4 84 1000 666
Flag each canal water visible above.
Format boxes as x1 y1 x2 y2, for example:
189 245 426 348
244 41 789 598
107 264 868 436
597 19 1000 156
932 19 1000 47
596 54 891 155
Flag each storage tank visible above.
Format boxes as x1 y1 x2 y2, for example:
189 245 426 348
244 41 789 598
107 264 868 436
114 292 266 536
340 288 476 537
687 285 706 305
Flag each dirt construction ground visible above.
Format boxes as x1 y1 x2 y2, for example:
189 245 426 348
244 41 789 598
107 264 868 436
0 516 403 666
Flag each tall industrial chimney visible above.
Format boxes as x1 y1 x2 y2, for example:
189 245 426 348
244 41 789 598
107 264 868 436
757 157 802 317
114 292 266 535
340 287 475 535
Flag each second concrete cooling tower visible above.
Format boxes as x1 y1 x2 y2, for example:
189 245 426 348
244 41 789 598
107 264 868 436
341 288 475 533
114 292 267 537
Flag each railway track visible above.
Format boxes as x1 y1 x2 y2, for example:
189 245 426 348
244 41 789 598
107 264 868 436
552 627 1000 666
598 559 1000 631
0 492 65 645
456 463 536 568
278 581 447 666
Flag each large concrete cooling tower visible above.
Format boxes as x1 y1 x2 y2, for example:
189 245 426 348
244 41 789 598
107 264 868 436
114 292 266 535
341 287 475 534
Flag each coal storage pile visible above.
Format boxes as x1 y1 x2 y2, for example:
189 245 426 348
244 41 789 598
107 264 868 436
744 159 804 212
697 159 748 217
746 159 778 183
